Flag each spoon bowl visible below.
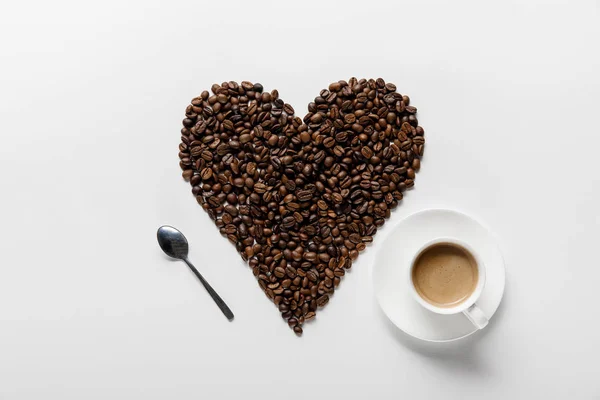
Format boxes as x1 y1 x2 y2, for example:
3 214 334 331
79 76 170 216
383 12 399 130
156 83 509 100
157 225 189 259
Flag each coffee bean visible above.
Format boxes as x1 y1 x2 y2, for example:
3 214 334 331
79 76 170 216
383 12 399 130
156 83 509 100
180 79 424 335
349 233 361 244
286 265 297 278
200 167 212 180
182 169 193 181
317 294 329 307
274 267 286 278
304 252 317 261
323 137 335 148
283 103 295 115
282 216 296 229
224 204 238 216
297 190 313 202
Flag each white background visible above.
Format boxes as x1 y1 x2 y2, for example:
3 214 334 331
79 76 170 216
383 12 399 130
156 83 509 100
1 0 599 398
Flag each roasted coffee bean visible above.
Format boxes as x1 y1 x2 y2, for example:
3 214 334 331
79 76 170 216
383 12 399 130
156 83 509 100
286 265 297 278
180 79 424 335
282 216 296 229
200 167 213 180
274 266 286 278
317 294 329 307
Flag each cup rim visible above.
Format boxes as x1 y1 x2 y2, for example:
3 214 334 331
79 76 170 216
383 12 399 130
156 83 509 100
408 237 486 315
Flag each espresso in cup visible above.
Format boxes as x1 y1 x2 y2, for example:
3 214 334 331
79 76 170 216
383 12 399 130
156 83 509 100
411 242 479 308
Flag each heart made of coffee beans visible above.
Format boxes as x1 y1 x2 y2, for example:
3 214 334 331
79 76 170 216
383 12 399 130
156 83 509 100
178 78 425 335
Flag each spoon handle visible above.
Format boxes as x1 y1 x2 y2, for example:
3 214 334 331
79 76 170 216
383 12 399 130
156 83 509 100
183 258 234 321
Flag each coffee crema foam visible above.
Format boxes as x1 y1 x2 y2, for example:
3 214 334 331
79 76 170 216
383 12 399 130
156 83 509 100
412 243 478 307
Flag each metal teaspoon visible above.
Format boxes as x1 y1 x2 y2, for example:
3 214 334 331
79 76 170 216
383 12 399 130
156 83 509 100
157 225 234 321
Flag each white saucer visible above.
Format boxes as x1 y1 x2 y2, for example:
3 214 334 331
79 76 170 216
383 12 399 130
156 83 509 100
371 209 505 342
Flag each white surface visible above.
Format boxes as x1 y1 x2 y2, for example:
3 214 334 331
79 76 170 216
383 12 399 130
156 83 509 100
373 209 505 341
1 0 599 398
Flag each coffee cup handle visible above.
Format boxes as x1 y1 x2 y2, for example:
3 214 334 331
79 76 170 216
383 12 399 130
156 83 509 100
463 304 489 329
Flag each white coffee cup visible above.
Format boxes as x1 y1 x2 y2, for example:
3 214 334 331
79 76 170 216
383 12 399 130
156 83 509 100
407 237 489 329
